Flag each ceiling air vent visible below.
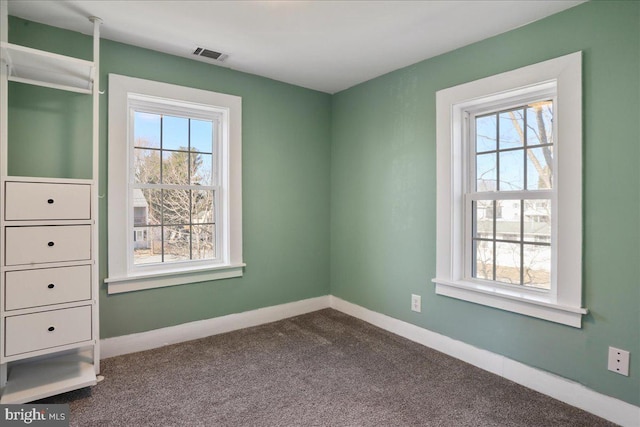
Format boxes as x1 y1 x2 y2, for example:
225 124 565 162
193 47 228 62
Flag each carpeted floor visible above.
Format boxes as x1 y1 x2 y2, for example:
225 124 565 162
39 309 616 426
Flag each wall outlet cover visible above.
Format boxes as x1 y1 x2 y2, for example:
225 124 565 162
607 347 630 376
411 294 421 313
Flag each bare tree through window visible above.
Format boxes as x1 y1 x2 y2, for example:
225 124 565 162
472 101 553 289
132 112 216 265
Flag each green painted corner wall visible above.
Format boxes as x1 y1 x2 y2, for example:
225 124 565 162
7 17 332 338
330 1 639 406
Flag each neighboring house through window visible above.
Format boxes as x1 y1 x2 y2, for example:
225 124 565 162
133 190 149 249
106 74 243 294
432 52 586 327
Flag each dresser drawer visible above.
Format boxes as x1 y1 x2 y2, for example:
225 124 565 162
5 182 90 221
5 225 91 266
4 306 92 356
5 265 91 311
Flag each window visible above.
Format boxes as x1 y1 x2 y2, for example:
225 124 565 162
106 74 243 294
470 101 553 289
129 102 218 266
133 230 147 242
432 52 586 327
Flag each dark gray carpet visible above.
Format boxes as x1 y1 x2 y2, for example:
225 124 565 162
39 309 615 426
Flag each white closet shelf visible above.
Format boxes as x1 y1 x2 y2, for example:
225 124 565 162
1 42 94 94
0 351 97 404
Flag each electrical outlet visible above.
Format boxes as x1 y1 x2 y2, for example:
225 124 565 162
607 347 630 376
411 294 421 313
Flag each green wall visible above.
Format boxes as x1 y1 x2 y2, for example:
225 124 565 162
7 17 332 338
6 0 640 408
331 1 639 406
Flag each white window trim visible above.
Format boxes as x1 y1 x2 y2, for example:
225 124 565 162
106 74 243 294
432 52 586 328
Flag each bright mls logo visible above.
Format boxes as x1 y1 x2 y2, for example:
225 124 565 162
1 405 69 426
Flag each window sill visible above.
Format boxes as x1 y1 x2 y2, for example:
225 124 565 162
105 263 245 294
432 278 587 328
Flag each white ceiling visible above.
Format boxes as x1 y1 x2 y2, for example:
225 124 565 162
7 0 585 94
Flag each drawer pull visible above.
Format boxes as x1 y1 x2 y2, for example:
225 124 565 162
47 198 55 204
48 241 55 247
48 283 55 289
48 326 55 332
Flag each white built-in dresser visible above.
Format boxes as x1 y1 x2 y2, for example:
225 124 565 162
0 0 101 403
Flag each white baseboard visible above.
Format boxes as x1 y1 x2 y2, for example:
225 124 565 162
100 294 639 426
329 296 640 427
100 295 330 359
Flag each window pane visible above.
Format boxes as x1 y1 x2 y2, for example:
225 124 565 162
499 150 524 191
162 151 189 185
192 190 215 224
164 225 191 262
496 199 520 242
523 199 551 243
191 153 213 186
134 112 160 149
134 148 160 184
473 200 493 238
162 189 191 225
133 226 162 265
192 225 215 260
162 115 189 150
190 119 213 153
476 153 496 191
474 240 494 281
526 101 553 146
476 114 496 153
140 189 162 225
495 242 521 285
498 109 524 149
527 147 553 189
522 243 551 289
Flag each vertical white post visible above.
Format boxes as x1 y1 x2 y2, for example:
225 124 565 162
1 0 8 178
89 15 102 374
0 0 9 390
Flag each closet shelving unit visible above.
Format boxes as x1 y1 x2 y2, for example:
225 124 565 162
0 1 101 403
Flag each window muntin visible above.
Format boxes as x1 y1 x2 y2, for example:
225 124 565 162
468 100 554 291
130 108 218 267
